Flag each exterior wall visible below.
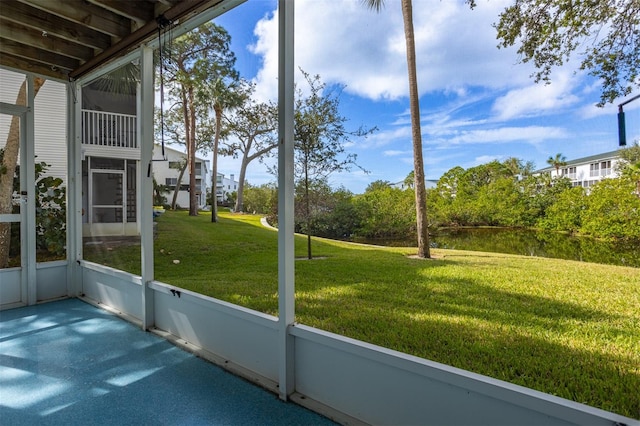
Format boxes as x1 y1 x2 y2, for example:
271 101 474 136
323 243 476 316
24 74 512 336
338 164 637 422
540 151 621 189
152 144 209 208
34 80 67 183
0 69 67 183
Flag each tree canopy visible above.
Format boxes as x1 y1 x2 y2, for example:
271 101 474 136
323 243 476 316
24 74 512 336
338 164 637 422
478 0 640 106
157 22 237 215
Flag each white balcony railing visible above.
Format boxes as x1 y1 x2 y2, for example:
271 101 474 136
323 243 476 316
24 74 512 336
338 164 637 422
82 109 137 149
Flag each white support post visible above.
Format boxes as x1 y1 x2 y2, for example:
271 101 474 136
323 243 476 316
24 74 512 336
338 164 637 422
277 0 295 401
67 81 83 297
140 45 155 330
25 75 36 305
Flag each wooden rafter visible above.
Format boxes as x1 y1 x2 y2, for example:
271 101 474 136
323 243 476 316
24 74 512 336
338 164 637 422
0 0 214 81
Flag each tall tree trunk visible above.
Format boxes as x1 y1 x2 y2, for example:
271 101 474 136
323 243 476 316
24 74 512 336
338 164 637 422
234 141 278 213
401 0 431 258
0 77 46 268
187 87 198 216
304 147 312 259
211 105 222 222
234 151 251 213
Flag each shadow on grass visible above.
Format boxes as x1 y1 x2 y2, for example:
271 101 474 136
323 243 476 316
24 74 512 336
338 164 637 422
292 251 639 419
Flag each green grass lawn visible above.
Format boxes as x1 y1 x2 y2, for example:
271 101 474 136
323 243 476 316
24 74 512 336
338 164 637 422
84 210 640 419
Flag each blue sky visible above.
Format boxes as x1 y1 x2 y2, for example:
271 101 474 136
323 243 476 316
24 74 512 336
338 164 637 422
213 0 640 194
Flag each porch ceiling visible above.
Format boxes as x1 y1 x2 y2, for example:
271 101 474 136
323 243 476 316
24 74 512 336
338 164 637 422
0 0 227 81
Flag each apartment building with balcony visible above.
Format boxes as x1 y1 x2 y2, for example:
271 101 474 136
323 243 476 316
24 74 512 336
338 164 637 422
215 172 238 205
537 150 621 189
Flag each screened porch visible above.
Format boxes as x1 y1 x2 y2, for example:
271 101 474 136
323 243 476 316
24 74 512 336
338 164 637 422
0 0 636 425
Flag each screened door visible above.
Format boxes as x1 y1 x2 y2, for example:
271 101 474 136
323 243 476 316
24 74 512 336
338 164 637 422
0 107 27 309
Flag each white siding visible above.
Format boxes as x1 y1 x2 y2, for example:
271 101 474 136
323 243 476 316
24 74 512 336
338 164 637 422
153 144 207 208
34 80 67 183
0 70 67 184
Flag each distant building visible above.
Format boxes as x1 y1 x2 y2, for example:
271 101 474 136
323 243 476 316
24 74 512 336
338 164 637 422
152 144 209 209
215 173 239 205
391 179 438 190
535 151 622 189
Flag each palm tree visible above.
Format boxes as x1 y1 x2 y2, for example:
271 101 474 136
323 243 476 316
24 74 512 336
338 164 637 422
206 77 239 222
364 0 430 258
546 153 567 178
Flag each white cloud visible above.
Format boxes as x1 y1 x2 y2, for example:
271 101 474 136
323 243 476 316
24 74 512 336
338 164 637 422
445 126 568 145
383 150 411 157
491 71 581 121
249 0 532 103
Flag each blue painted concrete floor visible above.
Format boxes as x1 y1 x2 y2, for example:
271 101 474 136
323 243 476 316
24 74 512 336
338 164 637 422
0 298 336 425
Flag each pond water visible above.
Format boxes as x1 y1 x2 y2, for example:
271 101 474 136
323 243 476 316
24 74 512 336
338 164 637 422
351 228 640 268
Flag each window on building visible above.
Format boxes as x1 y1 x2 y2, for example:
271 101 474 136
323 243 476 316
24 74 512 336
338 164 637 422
600 160 611 176
168 161 182 169
195 163 202 176
165 178 177 188
589 163 599 177
567 167 576 179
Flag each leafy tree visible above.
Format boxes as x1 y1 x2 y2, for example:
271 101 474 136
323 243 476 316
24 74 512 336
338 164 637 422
581 177 640 240
475 177 527 226
616 142 640 194
222 80 278 213
364 0 431 258
318 187 363 240
0 77 46 268
242 182 278 216
365 180 393 192
503 157 535 177
355 183 415 239
546 153 567 177
484 0 640 105
33 162 66 258
153 178 169 207
538 186 587 234
158 22 237 216
521 174 572 225
292 70 373 259
2 153 66 265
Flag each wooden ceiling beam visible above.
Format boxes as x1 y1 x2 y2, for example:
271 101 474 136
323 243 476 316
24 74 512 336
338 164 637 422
0 52 69 80
86 0 155 27
18 0 131 38
69 0 221 80
1 1 111 50
0 18 94 62
0 38 79 71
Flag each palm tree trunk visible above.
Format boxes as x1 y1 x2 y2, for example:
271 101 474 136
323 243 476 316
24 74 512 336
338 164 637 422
0 77 45 268
188 87 198 216
401 0 431 258
211 105 222 222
